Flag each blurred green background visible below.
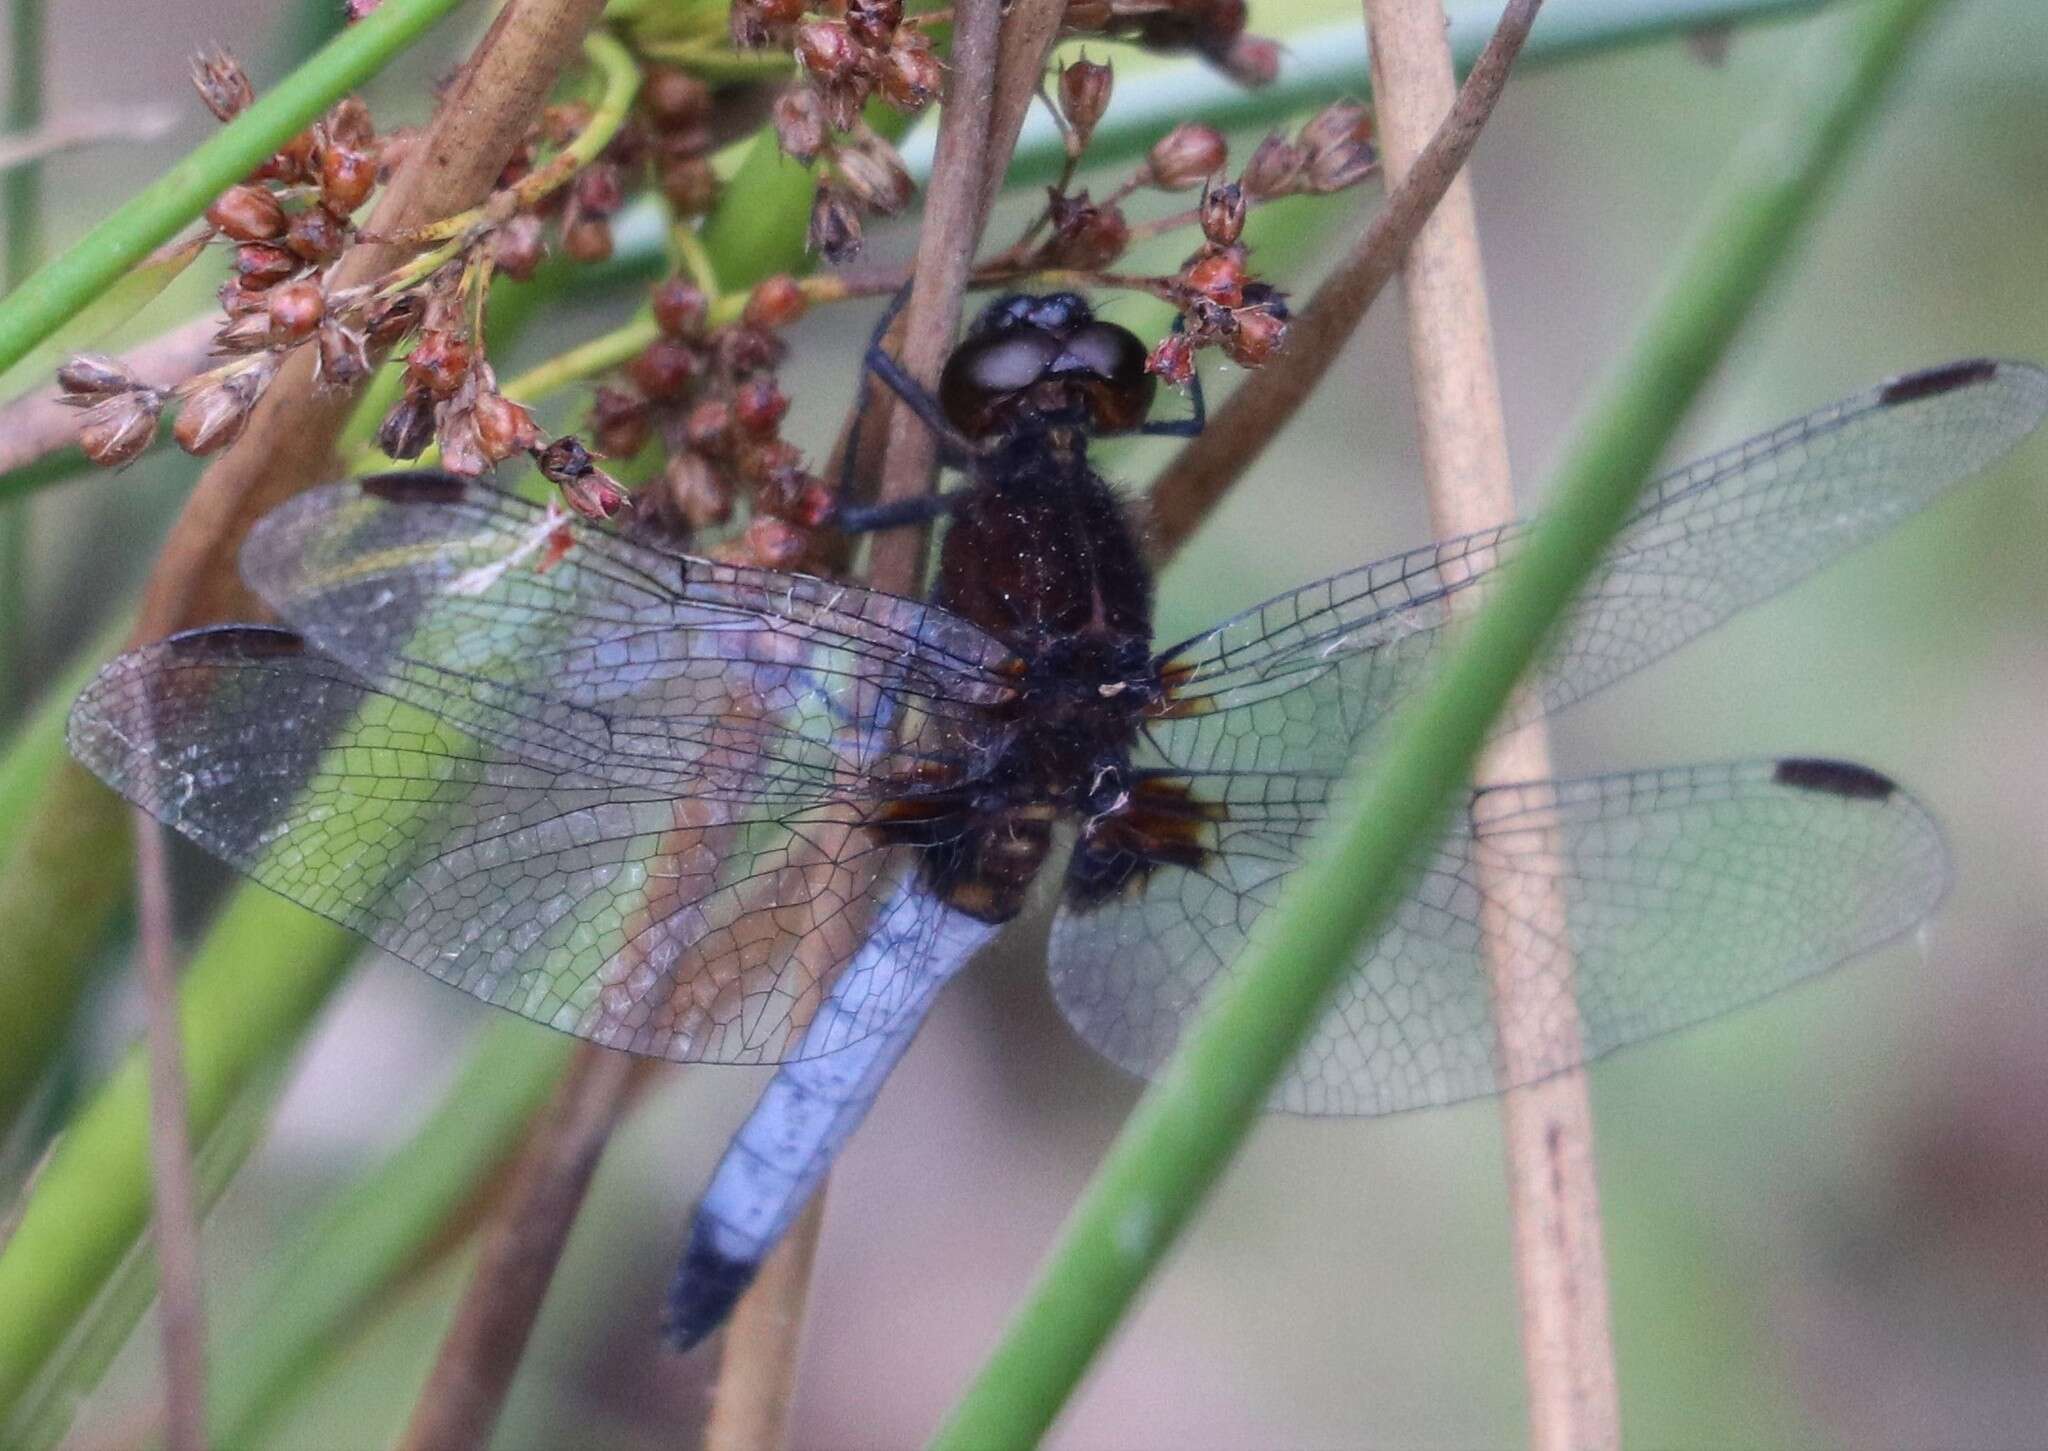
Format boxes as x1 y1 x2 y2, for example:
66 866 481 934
7 0 2048 1446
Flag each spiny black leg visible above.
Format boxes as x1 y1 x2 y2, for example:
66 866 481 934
831 488 971 536
864 341 981 463
836 282 921 503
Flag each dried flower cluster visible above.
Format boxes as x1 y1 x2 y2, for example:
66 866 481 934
727 0 935 262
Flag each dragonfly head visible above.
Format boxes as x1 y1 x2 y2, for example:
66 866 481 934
939 291 1157 442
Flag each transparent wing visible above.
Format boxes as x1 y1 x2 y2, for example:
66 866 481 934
237 473 1020 802
1048 760 1948 1115
69 626 973 1064
1152 360 2048 777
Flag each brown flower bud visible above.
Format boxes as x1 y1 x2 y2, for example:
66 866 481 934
78 390 163 469
733 377 790 436
491 214 547 280
1242 132 1307 198
266 278 326 343
743 275 807 330
656 154 720 217
742 515 806 570
817 75 873 133
1300 99 1371 155
627 339 701 401
325 95 375 149
232 241 296 288
753 0 804 25
376 387 436 459
773 87 830 165
683 397 733 453
366 292 423 350
561 215 614 263
1058 58 1113 148
206 184 287 242
845 0 903 48
1043 191 1129 270
475 390 545 462
173 368 264 455
1147 331 1195 387
1306 140 1377 194
661 450 733 531
406 330 472 397
57 354 137 400
1181 249 1245 309
192 48 255 123
320 145 377 213
642 64 713 132
1222 305 1286 368
1146 122 1227 190
808 183 863 263
652 278 709 339
436 400 490 477
1221 33 1281 88
571 162 627 219
713 324 787 375
796 20 859 81
213 309 274 353
315 318 371 389
588 386 651 458
1065 0 1111 31
834 138 913 215
252 131 318 185
285 205 348 263
879 33 943 111
536 437 630 519
1199 181 1246 246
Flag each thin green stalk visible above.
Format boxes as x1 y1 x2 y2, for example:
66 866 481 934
0 0 466 379
930 0 1950 1442
0 0 46 721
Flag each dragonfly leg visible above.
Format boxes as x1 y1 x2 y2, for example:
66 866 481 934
664 883 998 1350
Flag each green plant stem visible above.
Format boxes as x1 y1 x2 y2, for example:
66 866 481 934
929 0 1949 1443
0 0 46 721
0 0 466 379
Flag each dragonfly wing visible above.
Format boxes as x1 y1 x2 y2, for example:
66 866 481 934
70 626 976 1064
1152 360 2048 778
1048 760 1948 1114
236 473 1018 801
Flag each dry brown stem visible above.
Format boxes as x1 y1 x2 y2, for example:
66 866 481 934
132 0 612 644
701 1191 829 1451
132 812 206 1451
1360 0 1617 1446
394 1044 647 1451
1143 0 1542 564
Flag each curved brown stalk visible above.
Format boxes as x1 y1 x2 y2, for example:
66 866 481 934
1361 1 1616 1446
1143 0 1543 566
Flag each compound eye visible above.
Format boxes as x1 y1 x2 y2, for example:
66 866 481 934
1056 321 1155 432
939 329 1059 435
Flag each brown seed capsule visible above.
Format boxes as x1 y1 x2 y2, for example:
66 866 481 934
1058 58 1113 148
436 400 490 477
796 20 859 81
406 330 473 398
376 387 437 459
808 183 863 263
733 377 790 436
845 0 903 48
491 214 547 280
191 48 255 123
1200 180 1246 246
879 33 943 111
661 450 733 531
834 139 913 215
1043 192 1129 270
538 437 630 519
742 515 806 570
561 215 614 263
652 278 709 339
1146 122 1227 191
173 375 255 455
475 391 545 462
683 398 733 453
266 278 326 342
206 184 287 242
641 64 713 132
1306 140 1377 194
366 292 424 350
627 339 701 401
78 390 163 469
1147 331 1195 387
321 145 377 213
57 354 137 400
1221 33 1281 88
252 131 318 185
1181 249 1245 308
315 318 371 389
213 309 274 354
232 241 297 288
1064 0 1112 30
588 386 652 458
1222 306 1286 368
285 205 348 263
714 324 787 375
1300 99 1371 155
572 162 627 219
1242 133 1307 198
325 95 375 149
773 87 830 165
657 154 720 217
742 275 806 331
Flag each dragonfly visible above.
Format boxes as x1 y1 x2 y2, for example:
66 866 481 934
68 290 2048 1351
